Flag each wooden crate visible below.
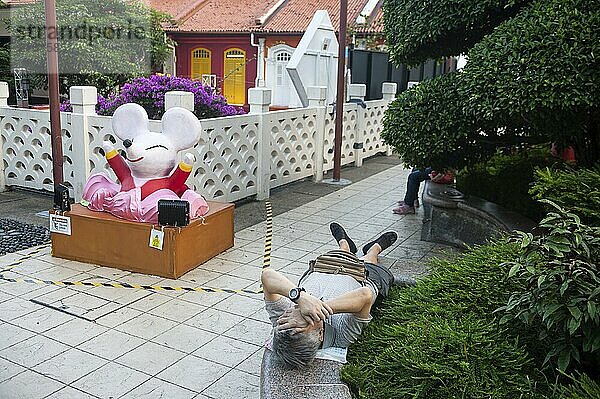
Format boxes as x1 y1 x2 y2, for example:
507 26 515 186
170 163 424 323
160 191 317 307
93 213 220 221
51 202 234 279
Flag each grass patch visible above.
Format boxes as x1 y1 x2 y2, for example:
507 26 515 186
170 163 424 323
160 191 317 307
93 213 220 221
342 242 551 398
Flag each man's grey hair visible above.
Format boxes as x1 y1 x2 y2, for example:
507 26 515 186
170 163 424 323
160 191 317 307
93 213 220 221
272 328 321 369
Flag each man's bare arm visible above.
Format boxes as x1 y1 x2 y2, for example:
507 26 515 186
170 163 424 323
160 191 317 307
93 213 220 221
261 268 333 323
325 286 374 319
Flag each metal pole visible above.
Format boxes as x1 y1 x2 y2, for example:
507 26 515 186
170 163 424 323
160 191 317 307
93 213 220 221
333 0 347 182
45 0 64 187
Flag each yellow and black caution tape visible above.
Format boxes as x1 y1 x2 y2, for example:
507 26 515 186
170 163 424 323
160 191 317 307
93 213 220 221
0 275 264 294
263 200 273 270
0 201 276 295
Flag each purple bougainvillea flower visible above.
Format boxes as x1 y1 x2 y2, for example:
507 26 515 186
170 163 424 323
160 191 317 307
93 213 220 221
60 75 245 120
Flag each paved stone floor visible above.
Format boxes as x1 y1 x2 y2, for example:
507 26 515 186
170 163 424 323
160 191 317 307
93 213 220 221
0 165 451 398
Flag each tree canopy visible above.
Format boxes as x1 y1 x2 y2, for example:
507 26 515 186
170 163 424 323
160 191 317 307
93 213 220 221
383 0 531 66
382 0 600 168
7 0 174 96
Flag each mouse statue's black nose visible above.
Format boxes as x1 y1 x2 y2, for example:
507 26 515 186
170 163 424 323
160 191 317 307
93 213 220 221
123 139 133 148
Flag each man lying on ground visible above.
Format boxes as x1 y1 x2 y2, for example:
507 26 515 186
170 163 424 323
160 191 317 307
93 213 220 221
261 223 409 368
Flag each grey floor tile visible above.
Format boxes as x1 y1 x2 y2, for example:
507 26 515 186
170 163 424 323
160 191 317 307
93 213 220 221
0 357 26 383
77 329 145 361
32 348 107 384
72 362 150 399
0 334 69 368
202 369 260 399
193 335 259 368
114 313 178 340
0 369 64 399
43 317 109 347
0 322 36 351
184 308 244 335
115 341 185 376
121 377 197 399
156 355 229 393
152 323 217 354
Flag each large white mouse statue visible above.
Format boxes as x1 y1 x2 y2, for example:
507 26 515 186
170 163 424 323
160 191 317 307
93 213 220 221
82 103 209 223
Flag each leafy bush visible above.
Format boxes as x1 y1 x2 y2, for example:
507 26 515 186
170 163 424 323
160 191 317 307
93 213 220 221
560 373 600 399
382 72 483 170
383 0 530 66
342 242 552 398
530 166 600 226
61 75 244 120
383 0 600 170
499 201 600 372
461 0 600 166
456 146 559 221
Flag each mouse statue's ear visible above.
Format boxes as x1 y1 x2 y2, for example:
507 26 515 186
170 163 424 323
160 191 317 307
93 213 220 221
161 107 202 151
111 103 149 140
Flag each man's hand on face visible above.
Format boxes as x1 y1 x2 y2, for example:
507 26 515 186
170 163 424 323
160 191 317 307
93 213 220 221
296 292 333 324
277 306 312 334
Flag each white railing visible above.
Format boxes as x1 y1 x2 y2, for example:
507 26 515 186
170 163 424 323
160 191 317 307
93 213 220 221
0 82 397 202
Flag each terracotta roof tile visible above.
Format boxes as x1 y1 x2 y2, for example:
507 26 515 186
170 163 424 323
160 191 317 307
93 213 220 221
167 0 282 33
159 0 383 35
258 0 367 33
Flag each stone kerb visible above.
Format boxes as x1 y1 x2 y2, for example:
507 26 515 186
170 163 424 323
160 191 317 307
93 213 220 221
421 181 537 247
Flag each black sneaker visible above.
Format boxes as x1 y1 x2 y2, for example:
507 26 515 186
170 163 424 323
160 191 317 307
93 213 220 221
329 222 357 254
362 232 398 254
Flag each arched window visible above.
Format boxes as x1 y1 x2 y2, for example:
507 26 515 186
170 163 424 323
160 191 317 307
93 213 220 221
191 48 211 80
223 48 246 105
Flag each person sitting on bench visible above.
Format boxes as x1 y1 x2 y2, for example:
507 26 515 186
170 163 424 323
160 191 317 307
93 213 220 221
261 223 402 369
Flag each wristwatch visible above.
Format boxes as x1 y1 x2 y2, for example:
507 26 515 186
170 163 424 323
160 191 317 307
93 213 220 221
288 287 306 302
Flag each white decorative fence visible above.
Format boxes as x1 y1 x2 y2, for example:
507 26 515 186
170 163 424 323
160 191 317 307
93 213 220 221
0 82 396 202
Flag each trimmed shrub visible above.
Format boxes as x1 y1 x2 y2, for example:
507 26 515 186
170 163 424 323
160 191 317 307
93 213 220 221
500 202 600 372
383 0 600 170
456 146 559 221
530 166 600 226
383 0 530 66
461 0 600 166
342 242 550 398
382 72 482 170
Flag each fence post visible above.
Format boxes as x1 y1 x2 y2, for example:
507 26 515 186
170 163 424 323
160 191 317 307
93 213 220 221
382 82 397 155
165 91 194 111
308 86 327 182
248 87 272 200
382 82 397 101
0 82 7 191
0 82 8 108
348 84 367 167
69 86 97 201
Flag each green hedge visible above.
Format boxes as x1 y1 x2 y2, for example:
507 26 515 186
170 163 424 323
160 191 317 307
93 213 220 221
530 165 600 226
456 146 559 221
383 0 600 170
342 242 551 398
383 0 530 66
461 0 600 165
382 72 485 170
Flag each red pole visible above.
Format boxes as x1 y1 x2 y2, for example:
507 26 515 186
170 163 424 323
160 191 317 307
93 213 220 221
333 0 347 182
45 0 64 187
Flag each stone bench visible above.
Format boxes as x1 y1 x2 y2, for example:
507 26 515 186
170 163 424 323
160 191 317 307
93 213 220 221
260 348 352 399
421 181 536 247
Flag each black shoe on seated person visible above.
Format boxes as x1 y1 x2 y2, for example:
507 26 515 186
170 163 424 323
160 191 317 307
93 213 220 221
330 222 357 254
362 232 398 255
